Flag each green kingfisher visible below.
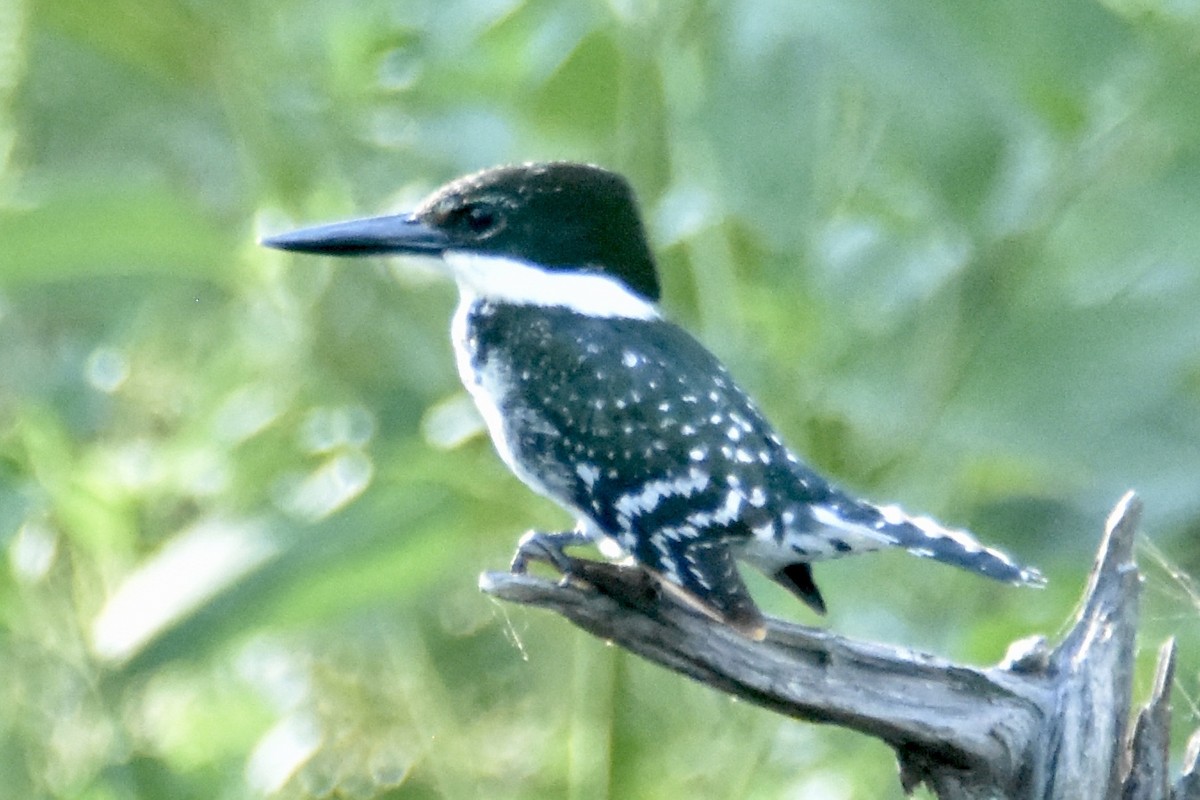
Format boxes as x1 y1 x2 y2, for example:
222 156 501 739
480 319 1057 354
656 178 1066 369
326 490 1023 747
262 162 1044 640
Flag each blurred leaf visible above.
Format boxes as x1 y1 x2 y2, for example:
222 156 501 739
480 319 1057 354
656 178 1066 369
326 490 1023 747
109 483 453 678
33 0 217 85
0 186 239 283
529 30 619 137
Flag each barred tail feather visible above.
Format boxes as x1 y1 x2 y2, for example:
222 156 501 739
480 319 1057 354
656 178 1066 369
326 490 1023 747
874 504 1045 586
801 498 1045 587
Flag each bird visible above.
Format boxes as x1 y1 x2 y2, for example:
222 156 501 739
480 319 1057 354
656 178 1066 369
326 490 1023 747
262 161 1044 641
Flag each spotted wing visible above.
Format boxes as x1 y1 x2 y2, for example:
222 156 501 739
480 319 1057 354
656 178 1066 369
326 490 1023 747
465 303 831 636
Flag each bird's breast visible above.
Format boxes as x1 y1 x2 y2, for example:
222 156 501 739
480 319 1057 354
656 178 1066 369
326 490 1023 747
450 297 579 502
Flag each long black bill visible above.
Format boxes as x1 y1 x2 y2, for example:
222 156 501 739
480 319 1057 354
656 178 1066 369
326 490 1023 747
260 213 451 257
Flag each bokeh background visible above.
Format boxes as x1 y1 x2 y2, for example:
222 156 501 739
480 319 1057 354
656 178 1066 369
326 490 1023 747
3 0 1200 797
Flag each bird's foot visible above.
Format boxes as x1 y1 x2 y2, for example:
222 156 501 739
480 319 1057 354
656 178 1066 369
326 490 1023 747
509 529 592 576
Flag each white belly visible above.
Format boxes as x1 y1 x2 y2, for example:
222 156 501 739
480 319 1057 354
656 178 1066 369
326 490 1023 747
450 295 522 476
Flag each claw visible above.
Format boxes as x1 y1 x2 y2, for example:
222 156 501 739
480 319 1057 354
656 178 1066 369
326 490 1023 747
510 529 591 575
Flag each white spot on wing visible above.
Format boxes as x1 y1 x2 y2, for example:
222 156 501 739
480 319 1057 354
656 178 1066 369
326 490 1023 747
615 468 711 522
714 490 742 524
576 463 600 488
683 550 712 589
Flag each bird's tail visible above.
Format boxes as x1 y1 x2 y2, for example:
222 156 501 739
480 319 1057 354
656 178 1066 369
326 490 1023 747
804 496 1046 587
885 507 1045 586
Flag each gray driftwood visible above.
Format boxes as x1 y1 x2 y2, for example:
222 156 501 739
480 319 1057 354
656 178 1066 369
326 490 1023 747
480 492 1194 798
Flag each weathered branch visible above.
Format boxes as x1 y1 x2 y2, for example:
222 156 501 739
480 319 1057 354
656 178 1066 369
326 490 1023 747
1123 639 1176 800
1039 491 1144 799
480 492 1191 798
1174 730 1200 800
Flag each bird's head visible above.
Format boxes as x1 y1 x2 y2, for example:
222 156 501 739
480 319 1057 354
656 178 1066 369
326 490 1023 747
262 162 660 310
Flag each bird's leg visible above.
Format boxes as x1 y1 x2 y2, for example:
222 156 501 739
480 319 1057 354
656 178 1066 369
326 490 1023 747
509 529 593 575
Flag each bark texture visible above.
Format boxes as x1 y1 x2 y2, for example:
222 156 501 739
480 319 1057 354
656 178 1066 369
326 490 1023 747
481 492 1193 798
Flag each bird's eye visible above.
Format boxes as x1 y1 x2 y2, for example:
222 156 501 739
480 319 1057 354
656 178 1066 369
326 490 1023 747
464 204 500 235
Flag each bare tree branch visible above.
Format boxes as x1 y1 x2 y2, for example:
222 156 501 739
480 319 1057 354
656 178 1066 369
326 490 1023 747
1174 730 1200 800
1123 639 1177 800
1039 491 1143 799
480 492 1192 798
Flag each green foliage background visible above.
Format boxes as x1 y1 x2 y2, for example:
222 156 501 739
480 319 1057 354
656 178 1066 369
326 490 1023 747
2 0 1200 797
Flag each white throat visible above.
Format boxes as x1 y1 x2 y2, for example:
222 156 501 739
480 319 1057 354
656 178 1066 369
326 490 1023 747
443 251 659 320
